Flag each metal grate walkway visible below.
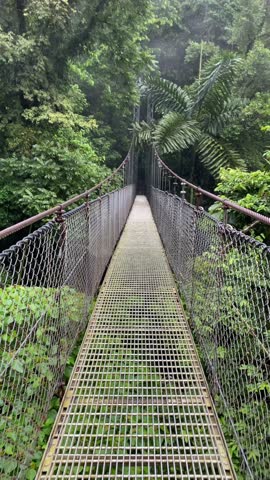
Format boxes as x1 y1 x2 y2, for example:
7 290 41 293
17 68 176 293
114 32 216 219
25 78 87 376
37 196 235 480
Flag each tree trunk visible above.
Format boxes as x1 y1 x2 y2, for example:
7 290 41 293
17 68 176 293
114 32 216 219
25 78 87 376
16 0 26 34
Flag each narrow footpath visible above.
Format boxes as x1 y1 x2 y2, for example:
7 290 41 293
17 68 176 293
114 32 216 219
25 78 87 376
37 196 235 480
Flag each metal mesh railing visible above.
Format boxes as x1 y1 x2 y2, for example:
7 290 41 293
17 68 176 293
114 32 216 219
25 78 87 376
148 152 270 480
0 152 136 479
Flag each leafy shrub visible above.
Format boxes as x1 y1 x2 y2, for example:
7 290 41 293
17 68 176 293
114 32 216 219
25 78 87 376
0 285 85 479
192 245 270 478
0 127 111 229
209 168 270 240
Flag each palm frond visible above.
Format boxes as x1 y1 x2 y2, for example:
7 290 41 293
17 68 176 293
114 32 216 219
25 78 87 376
202 97 246 136
154 112 201 154
146 77 191 115
133 121 155 146
196 133 245 177
193 58 242 115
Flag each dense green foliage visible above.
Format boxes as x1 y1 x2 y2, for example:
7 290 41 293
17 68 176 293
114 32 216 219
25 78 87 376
0 0 269 229
0 129 111 226
209 168 270 240
192 243 270 478
136 57 247 177
0 286 85 478
145 0 270 228
0 0 157 229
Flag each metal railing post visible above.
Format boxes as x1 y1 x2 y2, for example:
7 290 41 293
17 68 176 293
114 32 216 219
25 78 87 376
223 205 229 226
195 190 202 210
180 182 186 200
85 193 91 298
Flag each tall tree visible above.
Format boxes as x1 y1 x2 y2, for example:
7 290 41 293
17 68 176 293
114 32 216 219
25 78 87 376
0 0 155 228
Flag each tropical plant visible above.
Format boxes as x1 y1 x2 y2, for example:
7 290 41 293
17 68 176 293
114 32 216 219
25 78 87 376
208 167 270 241
0 285 85 478
136 57 246 177
192 244 270 479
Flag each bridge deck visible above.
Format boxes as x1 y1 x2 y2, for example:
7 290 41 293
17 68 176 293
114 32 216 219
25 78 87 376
37 196 235 480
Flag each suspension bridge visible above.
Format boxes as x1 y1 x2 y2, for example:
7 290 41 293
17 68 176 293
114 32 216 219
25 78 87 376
0 147 269 480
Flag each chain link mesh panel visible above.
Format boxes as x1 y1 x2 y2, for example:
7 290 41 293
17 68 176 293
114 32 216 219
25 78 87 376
0 184 135 479
149 185 270 480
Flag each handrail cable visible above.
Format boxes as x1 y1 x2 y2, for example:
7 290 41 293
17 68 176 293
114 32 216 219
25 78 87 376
0 150 132 240
155 150 270 226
